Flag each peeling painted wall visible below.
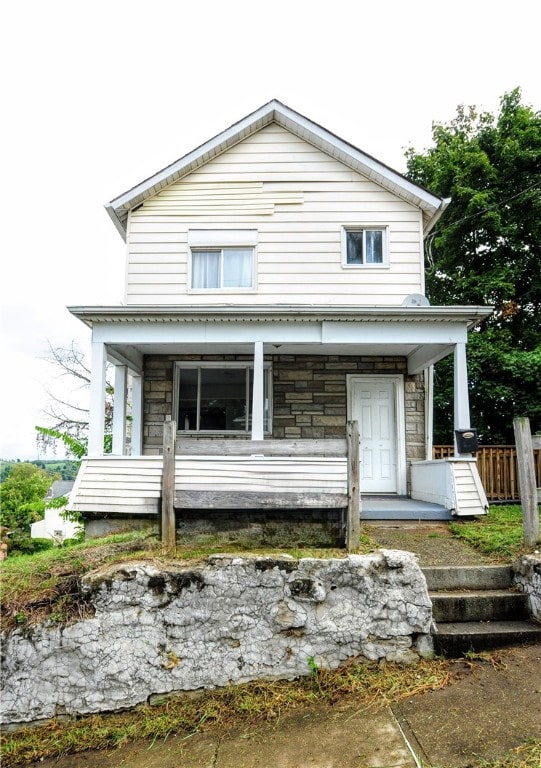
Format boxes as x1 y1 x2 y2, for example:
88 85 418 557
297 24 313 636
1 552 432 725
514 555 541 621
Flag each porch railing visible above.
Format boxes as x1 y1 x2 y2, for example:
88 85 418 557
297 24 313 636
433 445 541 502
162 421 361 551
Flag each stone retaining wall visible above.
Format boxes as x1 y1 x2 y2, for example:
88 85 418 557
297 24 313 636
1 552 432 725
513 554 541 621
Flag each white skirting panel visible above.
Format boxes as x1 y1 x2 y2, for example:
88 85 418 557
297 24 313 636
69 455 348 515
410 458 488 516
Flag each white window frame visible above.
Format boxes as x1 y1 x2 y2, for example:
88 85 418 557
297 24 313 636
341 226 389 268
187 229 258 293
173 361 273 435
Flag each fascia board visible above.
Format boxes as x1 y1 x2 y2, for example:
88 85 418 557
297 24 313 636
105 99 444 239
104 203 129 241
424 197 452 236
272 104 443 213
68 304 493 330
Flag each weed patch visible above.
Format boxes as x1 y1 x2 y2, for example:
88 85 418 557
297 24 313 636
0 529 379 633
448 739 541 768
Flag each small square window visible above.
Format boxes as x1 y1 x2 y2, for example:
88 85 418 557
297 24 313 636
343 228 388 267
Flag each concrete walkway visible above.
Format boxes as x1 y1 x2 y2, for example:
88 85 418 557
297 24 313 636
32 644 540 768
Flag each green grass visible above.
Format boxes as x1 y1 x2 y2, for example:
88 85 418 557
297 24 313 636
0 531 155 632
449 505 540 560
0 528 379 632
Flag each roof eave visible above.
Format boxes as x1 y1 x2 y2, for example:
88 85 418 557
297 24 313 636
106 99 444 239
68 304 493 330
424 197 451 236
104 203 128 241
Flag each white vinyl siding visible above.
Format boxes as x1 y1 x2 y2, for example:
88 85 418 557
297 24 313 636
126 124 424 306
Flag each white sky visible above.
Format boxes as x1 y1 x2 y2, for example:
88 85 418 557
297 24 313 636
1 0 540 459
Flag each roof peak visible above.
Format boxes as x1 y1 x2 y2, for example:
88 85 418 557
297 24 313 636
105 100 446 240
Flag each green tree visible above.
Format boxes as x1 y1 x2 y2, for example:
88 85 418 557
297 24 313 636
0 463 57 552
406 88 541 443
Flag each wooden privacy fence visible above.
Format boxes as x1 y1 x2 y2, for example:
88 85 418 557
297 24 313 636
433 445 541 502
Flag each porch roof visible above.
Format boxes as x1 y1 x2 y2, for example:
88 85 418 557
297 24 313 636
69 304 492 376
69 303 491 328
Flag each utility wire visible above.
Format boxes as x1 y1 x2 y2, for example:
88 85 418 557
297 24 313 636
424 180 541 270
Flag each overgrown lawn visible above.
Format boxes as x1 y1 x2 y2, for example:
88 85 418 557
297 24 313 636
449 505 540 560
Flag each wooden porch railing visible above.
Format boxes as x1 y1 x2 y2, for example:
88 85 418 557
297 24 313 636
433 445 541 502
162 421 360 552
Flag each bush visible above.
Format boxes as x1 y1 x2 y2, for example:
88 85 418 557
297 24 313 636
9 536 54 556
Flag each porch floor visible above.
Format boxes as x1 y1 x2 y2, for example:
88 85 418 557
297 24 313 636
360 495 452 521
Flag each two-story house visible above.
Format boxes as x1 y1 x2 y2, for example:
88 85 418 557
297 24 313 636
68 100 491 540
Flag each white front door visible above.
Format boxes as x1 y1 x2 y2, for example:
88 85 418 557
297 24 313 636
349 376 402 493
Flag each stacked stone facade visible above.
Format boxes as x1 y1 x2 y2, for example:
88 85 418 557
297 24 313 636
142 354 426 473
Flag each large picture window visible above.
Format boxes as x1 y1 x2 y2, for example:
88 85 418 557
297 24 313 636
191 248 254 289
174 363 271 433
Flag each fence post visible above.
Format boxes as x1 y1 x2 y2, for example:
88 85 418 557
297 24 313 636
161 418 177 554
346 420 361 552
513 417 539 548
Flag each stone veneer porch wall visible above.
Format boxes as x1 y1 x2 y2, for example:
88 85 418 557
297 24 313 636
142 355 426 483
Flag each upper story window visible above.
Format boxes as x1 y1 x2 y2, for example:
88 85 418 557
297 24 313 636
192 248 254 289
188 229 257 291
342 227 389 267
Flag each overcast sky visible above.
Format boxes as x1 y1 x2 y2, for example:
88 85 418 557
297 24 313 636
1 0 540 460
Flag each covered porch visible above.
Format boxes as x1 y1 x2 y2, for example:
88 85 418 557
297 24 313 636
69 304 491 531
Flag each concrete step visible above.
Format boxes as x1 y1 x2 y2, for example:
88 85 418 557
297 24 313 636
430 590 529 622
432 620 541 656
422 565 513 591
361 497 452 521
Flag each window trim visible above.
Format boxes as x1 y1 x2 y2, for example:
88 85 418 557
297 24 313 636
173 361 273 435
341 226 389 268
189 247 256 292
187 229 258 293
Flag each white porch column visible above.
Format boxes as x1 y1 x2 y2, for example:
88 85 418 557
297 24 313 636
88 341 107 456
453 342 471 455
112 365 128 455
251 341 264 440
130 374 143 456
424 365 434 460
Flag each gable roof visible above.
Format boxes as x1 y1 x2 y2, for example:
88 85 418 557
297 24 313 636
45 480 75 500
106 99 448 241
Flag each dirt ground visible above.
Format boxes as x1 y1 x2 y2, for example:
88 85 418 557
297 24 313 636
364 521 496 566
